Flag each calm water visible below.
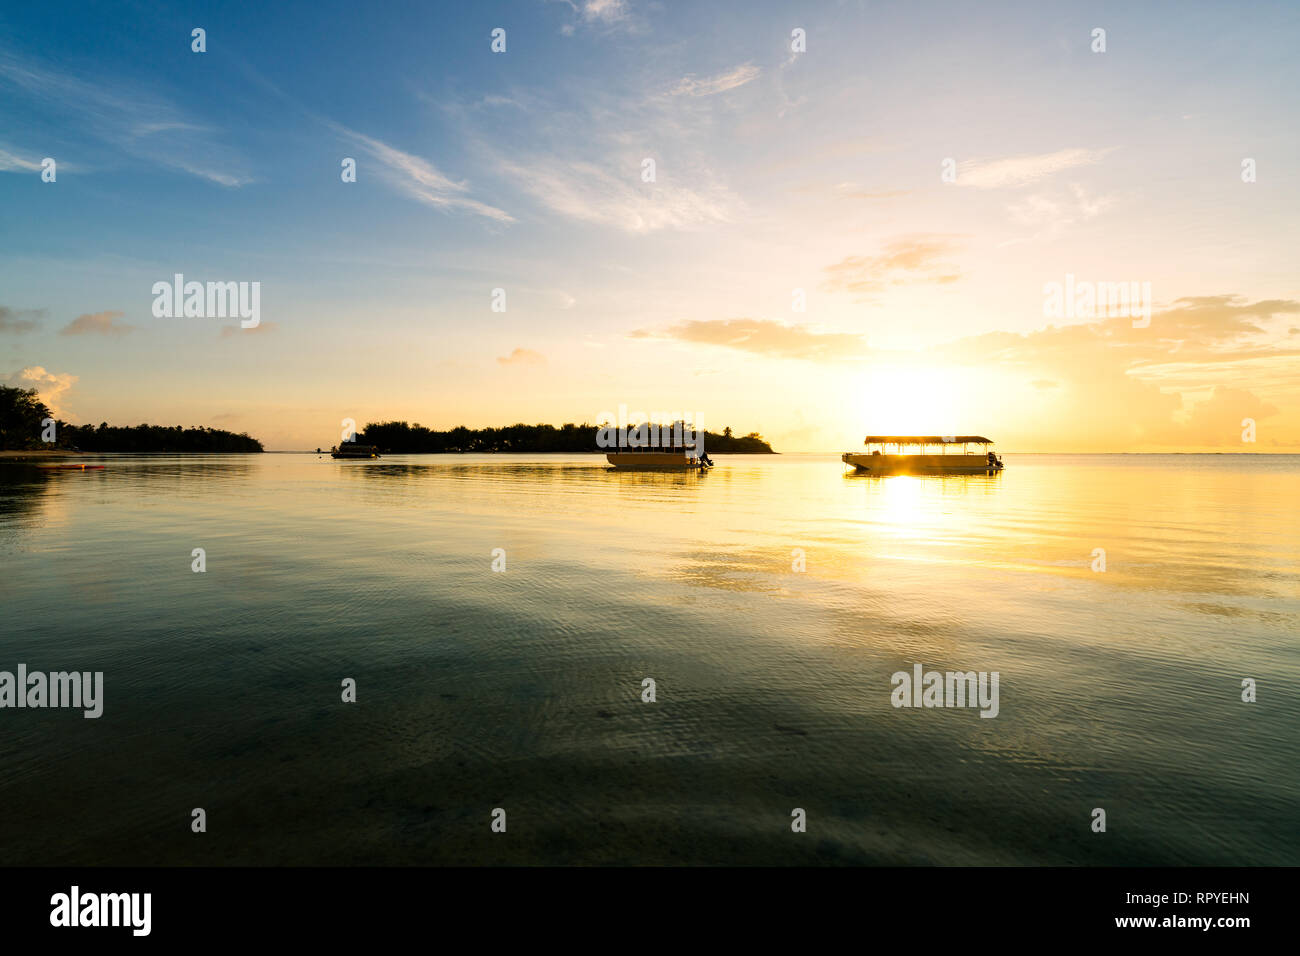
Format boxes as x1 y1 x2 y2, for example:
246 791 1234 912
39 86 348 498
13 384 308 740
1 453 1297 865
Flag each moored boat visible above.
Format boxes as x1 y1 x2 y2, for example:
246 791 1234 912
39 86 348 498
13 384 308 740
606 444 713 471
330 443 380 459
842 435 1003 474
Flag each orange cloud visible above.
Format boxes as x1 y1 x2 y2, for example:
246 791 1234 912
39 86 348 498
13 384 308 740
4 366 78 416
631 318 869 362
221 321 278 337
823 236 962 298
60 310 135 336
497 348 546 367
636 295 1300 449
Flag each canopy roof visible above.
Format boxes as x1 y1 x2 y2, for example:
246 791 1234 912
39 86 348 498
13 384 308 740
864 435 993 445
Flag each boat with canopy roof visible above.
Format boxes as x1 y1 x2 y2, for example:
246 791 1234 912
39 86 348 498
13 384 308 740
841 436 1004 474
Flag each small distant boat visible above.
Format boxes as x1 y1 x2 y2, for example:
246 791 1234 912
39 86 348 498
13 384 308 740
37 463 105 471
330 443 380 459
842 436 1004 474
606 444 713 471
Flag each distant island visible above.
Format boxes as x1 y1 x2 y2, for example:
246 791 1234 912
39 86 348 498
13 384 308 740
2 385 773 455
0 385 263 453
358 421 776 454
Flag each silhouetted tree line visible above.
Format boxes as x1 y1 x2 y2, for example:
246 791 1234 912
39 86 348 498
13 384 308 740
0 385 263 452
0 386 51 450
59 423 263 452
358 420 775 454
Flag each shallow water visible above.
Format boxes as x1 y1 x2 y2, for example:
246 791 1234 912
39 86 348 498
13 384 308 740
1 453 1297 865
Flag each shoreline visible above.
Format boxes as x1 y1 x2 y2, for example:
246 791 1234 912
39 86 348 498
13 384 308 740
0 449 87 460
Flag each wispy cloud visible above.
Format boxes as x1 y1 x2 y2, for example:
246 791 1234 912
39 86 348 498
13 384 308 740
60 310 135 336
671 63 760 97
221 321 278 338
553 0 638 35
0 146 43 173
556 0 633 27
231 64 509 220
497 347 546 367
823 236 963 297
337 126 514 223
0 49 251 186
486 75 743 233
166 160 247 188
500 157 733 232
1004 183 1116 241
958 148 1114 189
583 0 629 21
0 305 45 333
631 318 870 362
831 182 911 200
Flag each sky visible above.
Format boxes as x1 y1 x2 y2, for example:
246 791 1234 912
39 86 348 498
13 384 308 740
1 0 1298 452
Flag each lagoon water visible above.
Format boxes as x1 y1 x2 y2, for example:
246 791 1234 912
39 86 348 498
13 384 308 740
1 453 1297 865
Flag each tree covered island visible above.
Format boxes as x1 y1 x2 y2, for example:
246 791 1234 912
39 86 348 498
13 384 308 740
358 421 775 454
0 385 263 453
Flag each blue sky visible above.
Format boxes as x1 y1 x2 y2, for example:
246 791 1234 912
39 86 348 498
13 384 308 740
2 0 1298 450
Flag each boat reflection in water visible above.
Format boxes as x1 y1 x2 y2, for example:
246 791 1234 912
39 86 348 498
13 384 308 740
842 435 1004 475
